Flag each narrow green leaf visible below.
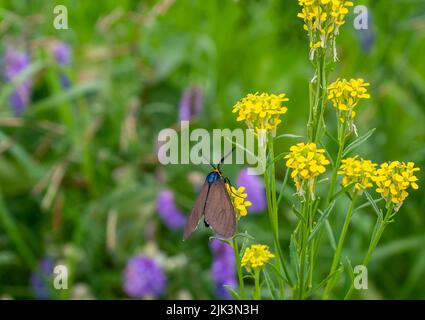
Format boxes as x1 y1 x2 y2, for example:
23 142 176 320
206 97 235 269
364 190 383 220
343 128 376 157
308 201 335 242
274 133 303 140
262 268 279 300
29 81 103 115
289 235 300 279
330 182 356 202
354 198 384 213
265 261 286 282
277 169 290 207
292 204 306 224
223 285 241 300
325 219 337 251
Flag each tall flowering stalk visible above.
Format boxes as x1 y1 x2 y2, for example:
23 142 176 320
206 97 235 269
285 142 330 298
233 92 293 297
226 184 251 299
241 244 274 300
322 157 377 299
224 1 420 301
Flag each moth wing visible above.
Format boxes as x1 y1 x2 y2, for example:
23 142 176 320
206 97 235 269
183 182 210 240
204 179 236 239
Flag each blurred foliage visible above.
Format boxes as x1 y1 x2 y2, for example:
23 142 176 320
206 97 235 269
0 0 424 299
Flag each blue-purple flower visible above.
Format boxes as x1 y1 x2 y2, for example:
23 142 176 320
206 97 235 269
355 8 375 54
156 190 186 230
29 257 55 299
53 42 71 65
179 85 203 121
4 47 32 114
236 168 267 213
210 239 237 299
123 256 166 298
53 42 72 88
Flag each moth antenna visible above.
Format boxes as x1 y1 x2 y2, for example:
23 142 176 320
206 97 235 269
201 153 216 170
217 146 236 170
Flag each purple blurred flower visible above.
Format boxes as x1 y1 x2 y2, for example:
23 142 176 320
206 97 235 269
4 47 32 114
355 8 375 53
210 239 237 299
53 42 71 65
29 257 55 299
123 256 166 298
53 42 72 88
179 85 203 121
237 168 267 213
156 190 186 230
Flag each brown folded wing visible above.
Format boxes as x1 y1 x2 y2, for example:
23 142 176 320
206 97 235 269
183 182 210 240
204 179 236 239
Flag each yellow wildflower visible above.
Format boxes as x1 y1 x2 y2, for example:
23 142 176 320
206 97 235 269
338 156 377 191
241 244 274 270
226 185 252 219
327 78 370 130
297 0 353 55
232 92 289 135
284 142 330 194
372 161 420 209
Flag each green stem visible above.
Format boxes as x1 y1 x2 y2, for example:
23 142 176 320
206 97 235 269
323 191 358 299
326 120 346 205
344 203 394 299
232 237 246 299
308 49 327 143
253 269 261 300
265 136 293 290
297 187 311 299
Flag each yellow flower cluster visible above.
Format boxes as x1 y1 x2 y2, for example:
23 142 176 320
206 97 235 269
372 161 420 207
328 78 370 121
232 93 289 134
284 142 330 193
241 244 274 270
338 156 377 191
297 0 353 49
226 185 252 219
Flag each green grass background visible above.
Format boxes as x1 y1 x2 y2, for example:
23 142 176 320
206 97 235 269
0 0 424 299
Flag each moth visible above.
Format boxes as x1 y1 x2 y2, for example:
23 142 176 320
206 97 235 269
183 149 236 240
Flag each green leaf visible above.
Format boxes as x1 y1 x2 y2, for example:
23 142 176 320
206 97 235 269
342 128 376 157
223 285 241 300
274 133 303 140
291 204 306 224
324 128 338 145
354 198 384 213
262 268 279 300
29 81 103 115
308 201 335 242
273 152 289 164
345 257 355 284
364 190 383 220
330 182 356 202
277 169 290 207
265 261 286 282
306 265 343 296
325 219 337 251
289 235 300 279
